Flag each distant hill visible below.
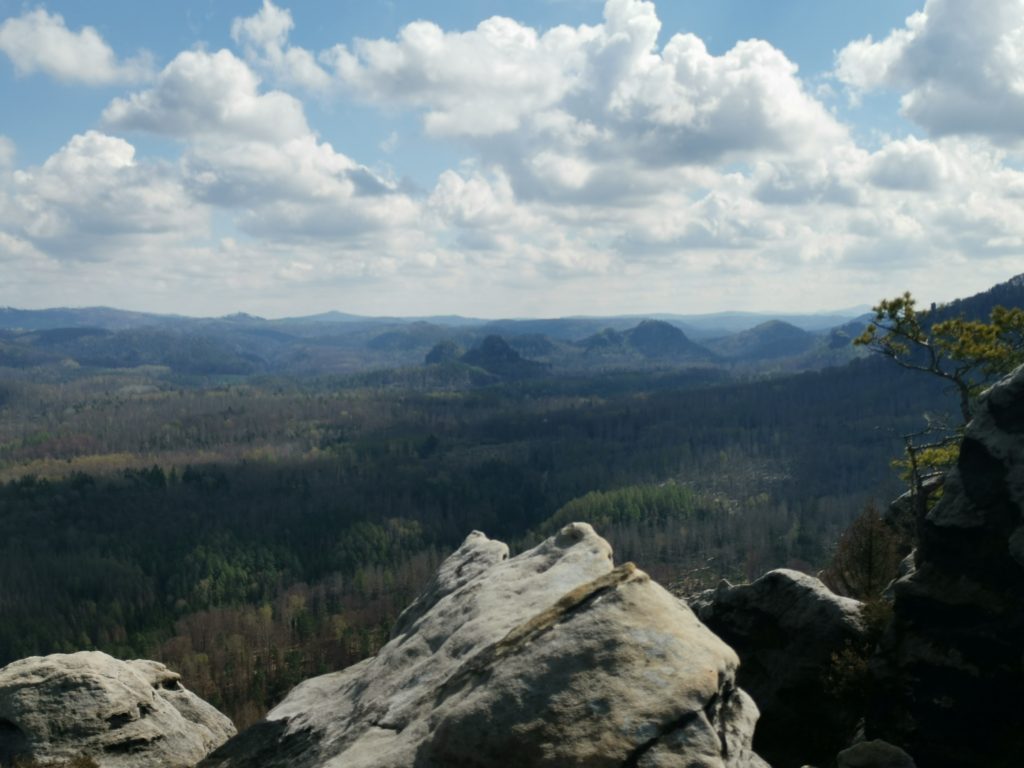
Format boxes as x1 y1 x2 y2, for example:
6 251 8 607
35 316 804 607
0 327 264 375
460 335 549 379
424 340 463 365
366 322 449 352
627 320 713 359
505 334 559 358
0 307 182 331
1 279 1016 378
648 310 868 335
707 320 816 361
930 273 1024 323
579 320 714 363
481 317 640 341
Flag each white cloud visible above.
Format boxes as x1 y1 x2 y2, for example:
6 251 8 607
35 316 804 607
324 14 584 137
231 0 331 91
322 0 848 220
326 0 845 168
835 0 1024 143
103 49 309 142
231 0 292 52
102 48 425 246
0 230 48 264
3 131 205 259
3 0 1023 316
430 168 519 229
0 9 151 85
867 137 947 190
752 149 865 206
833 12 926 93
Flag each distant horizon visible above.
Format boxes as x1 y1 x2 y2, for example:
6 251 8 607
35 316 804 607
0 301 878 324
2 1 1023 317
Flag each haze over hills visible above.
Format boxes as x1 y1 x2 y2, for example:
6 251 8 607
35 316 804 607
0 304 867 335
0 303 871 379
0 275 1020 380
706 320 817 362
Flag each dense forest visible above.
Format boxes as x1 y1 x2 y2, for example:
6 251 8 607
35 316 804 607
0 354 953 725
4 277 1020 725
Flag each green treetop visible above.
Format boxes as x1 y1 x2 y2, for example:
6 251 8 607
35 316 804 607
855 292 1024 423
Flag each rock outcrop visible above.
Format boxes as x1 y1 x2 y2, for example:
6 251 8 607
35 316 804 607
201 523 767 768
0 651 235 767
868 364 1024 767
692 569 866 768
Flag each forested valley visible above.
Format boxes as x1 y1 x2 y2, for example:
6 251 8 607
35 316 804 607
0 351 956 726
8 278 1022 727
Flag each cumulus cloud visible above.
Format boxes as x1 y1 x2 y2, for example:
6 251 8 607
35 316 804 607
867 137 948 190
0 9 151 84
103 49 310 142
3 131 205 259
324 13 586 136
3 0 1023 316
318 0 849 220
231 0 331 91
430 169 519 229
752 150 865 206
835 0 1024 143
102 48 422 245
187 134 421 241
833 137 1024 273
327 0 845 164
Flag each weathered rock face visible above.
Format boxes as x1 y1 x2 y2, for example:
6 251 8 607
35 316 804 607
691 569 866 768
868 364 1024 768
0 651 235 767
202 523 768 768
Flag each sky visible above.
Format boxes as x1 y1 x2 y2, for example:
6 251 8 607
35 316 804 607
1 0 1023 319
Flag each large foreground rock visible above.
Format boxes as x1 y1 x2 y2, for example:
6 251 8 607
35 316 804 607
0 651 235 767
692 569 865 768
202 523 768 768
868 364 1024 767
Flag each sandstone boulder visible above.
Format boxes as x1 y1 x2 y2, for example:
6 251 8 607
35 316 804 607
202 523 768 768
692 569 865 768
0 651 235 767
868 364 1024 767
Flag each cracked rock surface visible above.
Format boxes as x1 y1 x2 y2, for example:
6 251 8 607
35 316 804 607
0 650 235 767
201 522 767 768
